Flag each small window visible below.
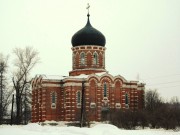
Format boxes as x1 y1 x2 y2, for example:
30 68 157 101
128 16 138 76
51 92 56 109
125 93 129 109
104 83 107 97
77 91 81 108
77 91 81 104
80 53 85 65
52 92 56 104
93 52 98 65
125 93 129 105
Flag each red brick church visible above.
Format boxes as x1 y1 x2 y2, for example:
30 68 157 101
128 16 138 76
31 9 145 122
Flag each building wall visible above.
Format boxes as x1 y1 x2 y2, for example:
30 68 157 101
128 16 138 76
31 74 145 122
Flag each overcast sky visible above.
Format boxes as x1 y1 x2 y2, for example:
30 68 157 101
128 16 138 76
0 0 180 101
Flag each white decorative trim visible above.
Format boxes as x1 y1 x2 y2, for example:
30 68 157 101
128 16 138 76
43 82 89 87
115 103 121 109
42 84 61 87
137 87 145 90
76 103 81 108
70 68 106 73
122 84 137 88
102 97 109 102
111 84 115 87
72 45 106 51
90 102 96 108
51 103 56 109
64 83 83 87
97 83 101 87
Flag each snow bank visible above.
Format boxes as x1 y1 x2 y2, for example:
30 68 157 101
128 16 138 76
0 123 179 135
92 123 118 129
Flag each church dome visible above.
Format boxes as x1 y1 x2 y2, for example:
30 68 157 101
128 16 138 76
71 14 106 47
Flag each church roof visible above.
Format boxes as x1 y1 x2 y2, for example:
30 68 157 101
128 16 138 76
71 14 106 47
36 72 128 83
35 72 107 81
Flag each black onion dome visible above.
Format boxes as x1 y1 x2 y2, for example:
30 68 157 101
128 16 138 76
71 14 106 47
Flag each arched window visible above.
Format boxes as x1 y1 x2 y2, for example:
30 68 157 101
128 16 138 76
125 93 129 104
52 92 56 104
80 52 85 65
51 92 56 109
104 83 107 97
77 91 81 108
77 91 81 104
93 52 98 65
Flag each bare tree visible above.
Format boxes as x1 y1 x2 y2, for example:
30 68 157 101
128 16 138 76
170 97 180 130
0 53 10 124
21 83 32 124
145 89 162 113
12 47 40 124
109 90 179 130
170 96 179 107
0 54 5 124
145 89 163 128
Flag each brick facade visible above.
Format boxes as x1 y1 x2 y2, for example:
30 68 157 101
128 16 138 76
69 45 106 76
31 73 145 122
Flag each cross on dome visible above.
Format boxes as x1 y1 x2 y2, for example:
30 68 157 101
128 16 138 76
86 3 90 14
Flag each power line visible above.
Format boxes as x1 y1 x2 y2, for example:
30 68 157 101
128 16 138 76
146 85 180 89
143 74 180 80
146 81 180 86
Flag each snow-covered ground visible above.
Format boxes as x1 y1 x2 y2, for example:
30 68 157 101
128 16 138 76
0 123 179 135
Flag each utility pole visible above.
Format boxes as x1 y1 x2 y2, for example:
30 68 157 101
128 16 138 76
80 80 85 127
